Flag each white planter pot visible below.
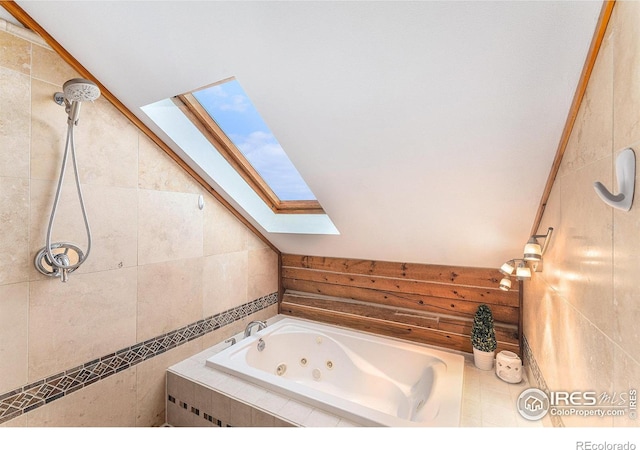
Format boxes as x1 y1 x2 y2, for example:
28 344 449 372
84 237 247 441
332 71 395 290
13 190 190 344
473 348 495 370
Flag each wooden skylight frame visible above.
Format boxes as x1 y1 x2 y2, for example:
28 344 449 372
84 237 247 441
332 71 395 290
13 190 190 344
173 84 324 215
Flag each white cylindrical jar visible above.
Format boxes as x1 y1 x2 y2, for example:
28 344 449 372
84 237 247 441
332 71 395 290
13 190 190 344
495 350 522 383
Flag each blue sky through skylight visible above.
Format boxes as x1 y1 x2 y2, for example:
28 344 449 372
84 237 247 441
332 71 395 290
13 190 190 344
192 79 316 201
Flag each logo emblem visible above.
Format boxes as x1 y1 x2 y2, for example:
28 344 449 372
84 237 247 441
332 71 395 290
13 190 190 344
517 388 550 420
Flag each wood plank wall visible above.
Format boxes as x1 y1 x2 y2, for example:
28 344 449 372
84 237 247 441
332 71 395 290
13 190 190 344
280 254 521 356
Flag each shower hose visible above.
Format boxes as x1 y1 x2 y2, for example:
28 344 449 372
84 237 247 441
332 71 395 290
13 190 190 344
44 118 92 275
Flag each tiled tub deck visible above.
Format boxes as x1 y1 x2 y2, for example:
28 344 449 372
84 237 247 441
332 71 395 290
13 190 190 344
166 317 547 428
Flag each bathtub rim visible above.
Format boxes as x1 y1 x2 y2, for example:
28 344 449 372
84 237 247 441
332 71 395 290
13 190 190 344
205 315 465 427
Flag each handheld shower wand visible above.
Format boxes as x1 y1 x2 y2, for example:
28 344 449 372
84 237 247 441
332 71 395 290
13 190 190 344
54 78 101 124
34 78 101 282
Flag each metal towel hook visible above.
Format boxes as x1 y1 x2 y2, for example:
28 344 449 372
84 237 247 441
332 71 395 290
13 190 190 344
593 148 635 211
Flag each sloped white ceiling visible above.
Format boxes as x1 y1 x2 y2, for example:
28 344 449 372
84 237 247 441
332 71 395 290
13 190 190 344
14 1 603 268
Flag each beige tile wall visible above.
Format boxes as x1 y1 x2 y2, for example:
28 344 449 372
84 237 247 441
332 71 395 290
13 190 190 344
523 0 640 427
0 22 278 426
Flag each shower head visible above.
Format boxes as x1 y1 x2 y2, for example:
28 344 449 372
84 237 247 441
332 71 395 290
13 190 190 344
59 78 100 124
63 78 101 102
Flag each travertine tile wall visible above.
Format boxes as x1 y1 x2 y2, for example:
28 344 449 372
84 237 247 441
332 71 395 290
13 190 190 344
523 0 640 427
0 20 278 426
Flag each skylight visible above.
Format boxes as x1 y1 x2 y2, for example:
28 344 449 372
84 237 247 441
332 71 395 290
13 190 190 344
192 80 316 202
140 79 338 235
176 78 323 214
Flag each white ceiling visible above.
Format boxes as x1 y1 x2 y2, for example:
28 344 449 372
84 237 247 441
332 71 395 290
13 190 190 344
13 1 603 268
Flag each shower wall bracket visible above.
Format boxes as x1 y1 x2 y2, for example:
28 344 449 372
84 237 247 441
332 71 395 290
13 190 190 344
53 92 65 106
593 147 635 211
34 242 85 282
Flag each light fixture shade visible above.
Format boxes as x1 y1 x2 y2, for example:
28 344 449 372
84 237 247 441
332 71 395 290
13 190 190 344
499 277 512 291
516 264 532 280
523 238 542 261
499 261 515 276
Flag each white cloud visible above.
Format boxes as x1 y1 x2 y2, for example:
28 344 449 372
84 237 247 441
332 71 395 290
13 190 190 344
232 131 314 200
195 84 250 114
218 93 250 113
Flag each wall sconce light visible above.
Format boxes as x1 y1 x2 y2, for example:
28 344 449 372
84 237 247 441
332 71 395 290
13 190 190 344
498 227 554 291
499 260 516 276
499 259 531 291
499 276 512 291
523 227 554 261
499 260 515 291
516 261 531 280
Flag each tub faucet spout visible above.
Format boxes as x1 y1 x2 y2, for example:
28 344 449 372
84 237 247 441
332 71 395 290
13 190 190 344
244 320 267 338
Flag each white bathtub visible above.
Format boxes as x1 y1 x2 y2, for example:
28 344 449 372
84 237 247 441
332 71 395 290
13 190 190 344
205 317 464 427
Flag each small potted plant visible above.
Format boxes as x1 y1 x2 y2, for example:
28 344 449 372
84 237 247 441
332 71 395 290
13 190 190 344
471 304 497 370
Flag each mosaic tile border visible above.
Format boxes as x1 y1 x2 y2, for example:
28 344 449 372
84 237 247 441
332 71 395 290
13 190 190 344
522 333 564 427
167 394 232 427
0 292 278 425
